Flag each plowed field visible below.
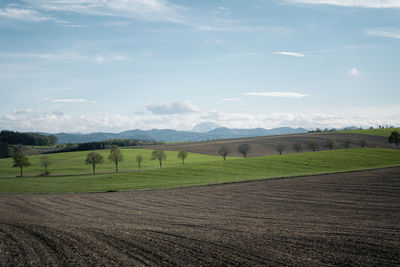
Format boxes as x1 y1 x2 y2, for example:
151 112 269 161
148 132 395 157
1 167 399 266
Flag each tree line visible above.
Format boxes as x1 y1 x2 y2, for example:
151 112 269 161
11 145 189 177
218 131 400 159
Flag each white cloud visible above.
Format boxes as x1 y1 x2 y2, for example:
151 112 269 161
274 51 305 57
0 52 129 64
1 108 399 133
348 68 362 77
0 7 53 22
365 28 400 39
23 0 184 23
42 98 97 104
144 101 200 115
245 92 309 98
287 0 400 8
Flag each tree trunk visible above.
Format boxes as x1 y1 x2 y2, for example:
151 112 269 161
116 163 118 173
93 164 96 174
20 167 22 177
159 161 162 168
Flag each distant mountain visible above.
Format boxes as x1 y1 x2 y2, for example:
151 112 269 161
54 127 308 144
192 122 221 133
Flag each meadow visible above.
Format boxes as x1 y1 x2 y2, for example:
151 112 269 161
1 148 400 193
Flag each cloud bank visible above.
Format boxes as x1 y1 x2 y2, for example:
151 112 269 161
245 92 309 98
1 108 398 134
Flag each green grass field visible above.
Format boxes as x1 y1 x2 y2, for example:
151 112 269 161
1 148 400 193
0 148 218 178
341 127 400 137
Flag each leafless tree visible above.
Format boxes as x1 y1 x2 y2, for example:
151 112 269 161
343 140 351 149
177 151 188 166
40 155 51 176
237 144 250 158
325 139 336 150
151 150 167 168
275 145 285 155
292 143 302 153
308 140 319 152
218 146 230 160
136 154 143 171
360 140 367 148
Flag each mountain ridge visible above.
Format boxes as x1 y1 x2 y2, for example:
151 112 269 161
53 127 309 144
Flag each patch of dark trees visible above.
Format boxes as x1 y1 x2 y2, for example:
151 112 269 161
0 130 58 158
0 130 57 146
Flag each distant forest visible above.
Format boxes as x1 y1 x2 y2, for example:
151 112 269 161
0 130 163 158
0 130 57 146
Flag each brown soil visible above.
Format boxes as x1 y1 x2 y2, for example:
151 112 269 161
145 132 395 157
1 167 399 266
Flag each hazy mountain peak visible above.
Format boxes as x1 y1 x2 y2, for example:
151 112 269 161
192 122 221 133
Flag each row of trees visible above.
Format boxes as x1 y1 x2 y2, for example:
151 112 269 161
217 138 372 159
85 147 188 174
12 146 189 177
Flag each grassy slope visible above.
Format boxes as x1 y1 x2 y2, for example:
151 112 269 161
1 148 400 193
0 148 218 178
341 127 400 137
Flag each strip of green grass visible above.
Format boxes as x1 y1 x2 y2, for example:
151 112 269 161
340 127 400 137
0 148 219 178
1 148 399 193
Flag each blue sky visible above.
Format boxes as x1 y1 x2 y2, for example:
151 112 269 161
0 0 399 133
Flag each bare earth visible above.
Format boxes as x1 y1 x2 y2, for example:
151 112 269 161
1 167 400 266
146 132 395 157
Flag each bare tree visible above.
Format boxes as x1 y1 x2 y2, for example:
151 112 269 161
360 140 368 148
275 145 285 155
388 130 400 147
237 144 250 158
292 143 302 153
12 153 31 177
343 140 351 149
109 145 124 173
325 139 336 150
308 140 319 152
85 152 103 174
218 146 230 160
40 155 51 176
177 151 188 166
151 150 167 168
136 154 143 171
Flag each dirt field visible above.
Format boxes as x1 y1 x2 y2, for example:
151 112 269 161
145 132 395 157
1 167 399 266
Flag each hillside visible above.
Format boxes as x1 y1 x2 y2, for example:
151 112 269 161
341 127 400 137
54 127 308 144
146 131 396 157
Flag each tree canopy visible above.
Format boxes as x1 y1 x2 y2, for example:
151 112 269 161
388 131 400 147
12 153 31 177
86 152 104 174
109 145 124 173
151 150 167 168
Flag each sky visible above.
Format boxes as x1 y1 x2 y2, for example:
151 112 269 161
0 0 399 133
